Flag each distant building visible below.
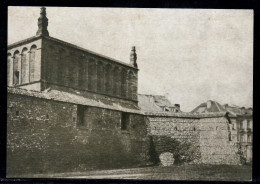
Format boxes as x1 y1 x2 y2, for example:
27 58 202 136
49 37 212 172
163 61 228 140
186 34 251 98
223 104 253 163
190 100 226 113
191 100 253 163
138 94 181 112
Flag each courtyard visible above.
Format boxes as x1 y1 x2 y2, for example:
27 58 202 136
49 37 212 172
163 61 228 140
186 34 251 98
20 164 252 181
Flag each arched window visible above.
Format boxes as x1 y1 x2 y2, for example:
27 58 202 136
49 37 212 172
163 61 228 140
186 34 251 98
118 69 122 96
121 69 127 97
57 48 65 84
48 46 59 83
13 50 20 85
127 71 134 99
21 47 28 84
29 45 37 82
104 64 112 94
97 62 104 93
7 53 12 86
63 51 71 86
88 60 97 91
131 72 138 100
113 67 119 96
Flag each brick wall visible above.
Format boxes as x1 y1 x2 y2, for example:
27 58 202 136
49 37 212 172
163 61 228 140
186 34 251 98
7 93 150 177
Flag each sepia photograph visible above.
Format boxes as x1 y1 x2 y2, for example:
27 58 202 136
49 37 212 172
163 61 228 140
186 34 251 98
7 6 253 180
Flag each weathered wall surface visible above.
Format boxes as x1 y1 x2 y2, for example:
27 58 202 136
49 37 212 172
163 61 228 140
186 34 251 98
7 93 150 177
147 115 241 165
198 117 240 165
147 117 201 164
42 38 138 101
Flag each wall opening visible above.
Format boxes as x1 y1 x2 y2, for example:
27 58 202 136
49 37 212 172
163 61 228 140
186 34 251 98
77 105 85 125
15 111 19 116
121 112 129 130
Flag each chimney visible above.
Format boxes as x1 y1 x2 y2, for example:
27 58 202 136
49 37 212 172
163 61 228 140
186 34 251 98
174 104 180 109
223 104 228 110
130 46 137 68
36 7 49 36
206 100 212 109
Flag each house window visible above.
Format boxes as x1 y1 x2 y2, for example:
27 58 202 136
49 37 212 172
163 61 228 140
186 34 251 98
15 111 19 116
247 120 250 129
248 135 252 142
232 123 236 130
46 114 49 119
121 112 129 130
240 134 244 142
193 127 196 131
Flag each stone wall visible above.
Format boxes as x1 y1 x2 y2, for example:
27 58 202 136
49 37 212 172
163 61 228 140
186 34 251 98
7 93 150 177
198 117 240 165
146 115 241 165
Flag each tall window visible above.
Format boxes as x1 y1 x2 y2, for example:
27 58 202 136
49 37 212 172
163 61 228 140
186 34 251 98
240 134 244 142
13 50 20 85
247 135 252 142
21 48 28 84
121 112 130 130
121 69 127 97
7 53 12 86
29 45 37 82
127 71 133 99
104 64 112 94
88 60 96 91
97 62 104 93
113 67 119 96
247 120 250 129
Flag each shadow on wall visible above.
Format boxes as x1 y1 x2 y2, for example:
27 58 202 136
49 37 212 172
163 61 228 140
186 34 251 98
150 136 201 165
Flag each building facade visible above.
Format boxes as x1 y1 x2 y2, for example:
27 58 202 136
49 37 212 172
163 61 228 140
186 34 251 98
7 7 245 177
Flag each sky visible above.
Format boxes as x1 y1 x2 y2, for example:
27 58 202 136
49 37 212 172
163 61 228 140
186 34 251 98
8 7 253 112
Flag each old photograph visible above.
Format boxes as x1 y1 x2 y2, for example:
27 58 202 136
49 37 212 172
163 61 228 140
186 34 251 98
7 6 253 180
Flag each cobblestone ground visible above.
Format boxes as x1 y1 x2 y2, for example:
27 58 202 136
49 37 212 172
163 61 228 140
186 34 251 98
20 164 252 181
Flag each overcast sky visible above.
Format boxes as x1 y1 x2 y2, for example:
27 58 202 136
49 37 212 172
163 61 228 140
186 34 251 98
8 7 253 112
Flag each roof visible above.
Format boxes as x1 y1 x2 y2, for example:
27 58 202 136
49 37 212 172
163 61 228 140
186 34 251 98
8 87 142 114
138 94 177 112
153 95 176 107
138 95 163 112
190 100 237 117
145 111 228 118
8 87 231 119
191 100 226 113
225 104 253 116
8 35 137 70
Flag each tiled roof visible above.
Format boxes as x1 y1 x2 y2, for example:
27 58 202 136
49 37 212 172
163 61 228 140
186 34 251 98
138 94 163 112
138 94 177 112
8 87 142 114
191 100 226 113
153 95 176 107
8 87 232 119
